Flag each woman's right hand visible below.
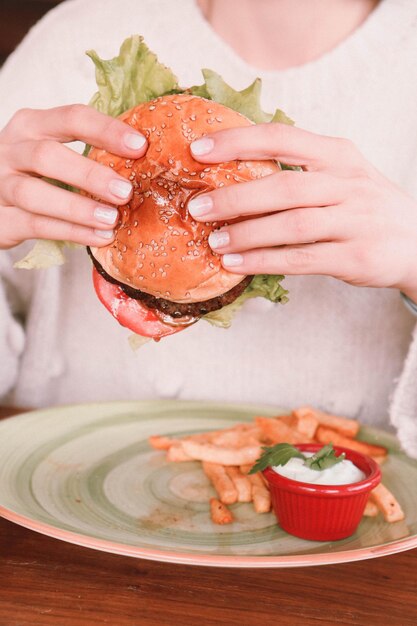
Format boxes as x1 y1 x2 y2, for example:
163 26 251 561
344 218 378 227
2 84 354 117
0 104 147 249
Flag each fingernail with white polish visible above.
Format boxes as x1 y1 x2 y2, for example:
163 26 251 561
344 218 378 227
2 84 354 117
109 179 132 199
94 206 118 225
95 229 114 239
191 137 215 156
222 253 243 267
124 132 147 150
209 230 230 249
188 195 213 217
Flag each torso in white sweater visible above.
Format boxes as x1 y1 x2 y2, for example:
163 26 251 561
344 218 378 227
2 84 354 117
1 0 417 455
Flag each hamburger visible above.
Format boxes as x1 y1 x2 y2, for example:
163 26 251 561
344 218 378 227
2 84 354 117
15 36 288 339
87 93 282 339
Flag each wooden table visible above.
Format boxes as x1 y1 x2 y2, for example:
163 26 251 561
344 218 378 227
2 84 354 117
1 407 416 626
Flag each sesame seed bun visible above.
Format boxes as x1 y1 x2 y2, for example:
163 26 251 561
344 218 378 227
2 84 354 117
89 94 279 303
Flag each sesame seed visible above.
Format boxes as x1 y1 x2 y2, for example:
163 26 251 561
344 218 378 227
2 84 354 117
149 105 156 110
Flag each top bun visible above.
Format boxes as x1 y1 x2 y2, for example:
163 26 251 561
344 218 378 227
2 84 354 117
89 94 279 303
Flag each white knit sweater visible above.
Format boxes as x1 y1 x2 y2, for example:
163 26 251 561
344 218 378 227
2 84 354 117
1 0 417 456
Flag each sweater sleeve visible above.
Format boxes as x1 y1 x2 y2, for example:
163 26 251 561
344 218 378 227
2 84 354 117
390 321 417 458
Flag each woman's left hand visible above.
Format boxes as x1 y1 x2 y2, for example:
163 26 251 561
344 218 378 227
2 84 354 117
188 124 417 301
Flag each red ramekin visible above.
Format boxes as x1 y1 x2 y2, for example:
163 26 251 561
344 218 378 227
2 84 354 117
262 443 382 541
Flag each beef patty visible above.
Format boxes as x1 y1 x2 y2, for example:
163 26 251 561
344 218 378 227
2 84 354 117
87 248 252 318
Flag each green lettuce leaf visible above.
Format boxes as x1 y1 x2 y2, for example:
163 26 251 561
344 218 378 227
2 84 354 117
190 69 294 125
86 35 179 117
203 275 288 328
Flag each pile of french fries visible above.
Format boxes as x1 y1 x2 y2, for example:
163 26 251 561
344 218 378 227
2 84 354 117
149 406 404 526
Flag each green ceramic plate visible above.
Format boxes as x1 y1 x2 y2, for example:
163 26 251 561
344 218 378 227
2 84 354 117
0 401 416 568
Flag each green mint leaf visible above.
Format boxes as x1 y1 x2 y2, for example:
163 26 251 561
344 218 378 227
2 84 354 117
249 443 305 474
303 444 346 471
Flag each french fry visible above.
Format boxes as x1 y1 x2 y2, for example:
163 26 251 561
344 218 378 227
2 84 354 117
293 413 319 440
166 443 193 462
148 435 174 450
372 455 387 466
247 472 272 513
363 500 379 517
275 414 318 439
181 440 261 466
315 425 388 457
211 427 261 448
225 466 252 502
370 483 405 522
202 462 238 504
210 498 233 524
294 406 360 438
255 416 310 444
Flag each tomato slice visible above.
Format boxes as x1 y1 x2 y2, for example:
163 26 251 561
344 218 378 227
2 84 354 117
92 268 187 339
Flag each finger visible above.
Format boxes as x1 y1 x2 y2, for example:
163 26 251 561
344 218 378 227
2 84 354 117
1 206 116 248
190 123 369 173
1 174 119 229
187 170 348 221
208 206 344 254
4 104 147 157
220 242 348 277
9 141 133 204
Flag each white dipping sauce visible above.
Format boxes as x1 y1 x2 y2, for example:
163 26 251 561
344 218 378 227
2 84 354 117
272 453 366 485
